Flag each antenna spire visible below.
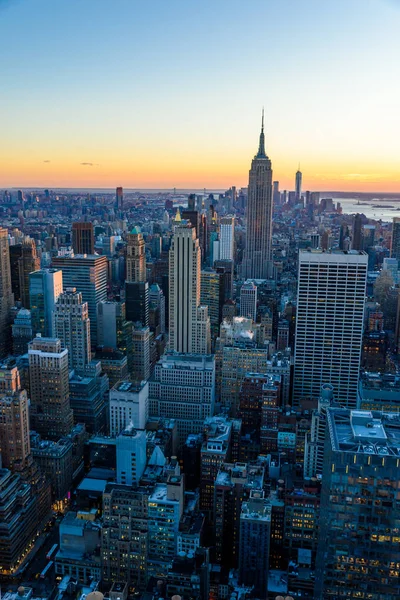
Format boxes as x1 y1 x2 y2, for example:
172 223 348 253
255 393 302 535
256 108 267 158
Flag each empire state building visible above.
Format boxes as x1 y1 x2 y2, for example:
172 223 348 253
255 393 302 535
242 112 273 280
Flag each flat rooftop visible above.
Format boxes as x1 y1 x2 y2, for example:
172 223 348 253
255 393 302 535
327 408 400 456
112 380 146 393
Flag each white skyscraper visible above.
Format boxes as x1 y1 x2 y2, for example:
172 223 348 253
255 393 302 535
109 380 149 437
240 280 257 321
219 216 235 261
293 249 368 408
116 425 147 486
169 224 210 354
53 287 91 373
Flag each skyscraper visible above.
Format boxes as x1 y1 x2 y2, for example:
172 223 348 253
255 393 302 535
295 166 302 202
18 238 40 308
0 388 30 472
109 380 149 436
115 186 124 213
352 213 363 251
12 308 33 355
52 254 108 347
239 280 257 321
219 216 235 261
294 250 368 407
29 268 63 337
391 217 400 260
0 228 14 358
149 353 215 447
242 112 273 280
126 226 146 282
53 288 91 373
315 408 400 600
169 224 210 354
72 222 94 255
273 180 280 205
125 281 149 327
28 336 73 438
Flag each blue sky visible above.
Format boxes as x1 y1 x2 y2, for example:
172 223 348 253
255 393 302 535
1 0 399 190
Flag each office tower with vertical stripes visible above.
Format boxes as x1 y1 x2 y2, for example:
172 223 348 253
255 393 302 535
169 224 210 354
293 250 368 408
242 112 273 280
219 216 235 261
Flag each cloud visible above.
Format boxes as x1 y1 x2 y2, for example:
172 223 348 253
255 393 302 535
43 160 51 163
80 162 99 167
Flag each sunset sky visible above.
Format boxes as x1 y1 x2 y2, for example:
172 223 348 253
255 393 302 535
1 0 400 192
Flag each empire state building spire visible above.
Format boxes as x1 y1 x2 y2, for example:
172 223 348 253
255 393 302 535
256 108 267 159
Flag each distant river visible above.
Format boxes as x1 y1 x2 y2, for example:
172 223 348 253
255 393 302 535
334 197 400 221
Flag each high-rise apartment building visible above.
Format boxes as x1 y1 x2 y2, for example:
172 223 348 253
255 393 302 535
29 268 63 337
147 474 184 578
149 353 215 447
53 288 91 372
52 254 108 347
72 222 94 255
28 336 73 438
293 250 368 407
239 490 271 597
391 217 400 260
242 113 273 279
12 308 33 355
214 461 265 568
219 216 235 261
102 484 149 589
0 469 39 575
0 228 14 358
0 388 30 472
295 167 302 202
126 226 146 282
315 408 400 600
132 323 151 382
240 280 257 321
169 225 210 354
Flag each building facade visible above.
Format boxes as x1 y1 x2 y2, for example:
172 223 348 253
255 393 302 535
169 225 210 354
53 288 91 372
242 113 273 279
28 336 73 438
52 254 108 347
293 250 368 407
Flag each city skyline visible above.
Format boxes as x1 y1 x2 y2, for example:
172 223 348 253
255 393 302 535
1 0 400 192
